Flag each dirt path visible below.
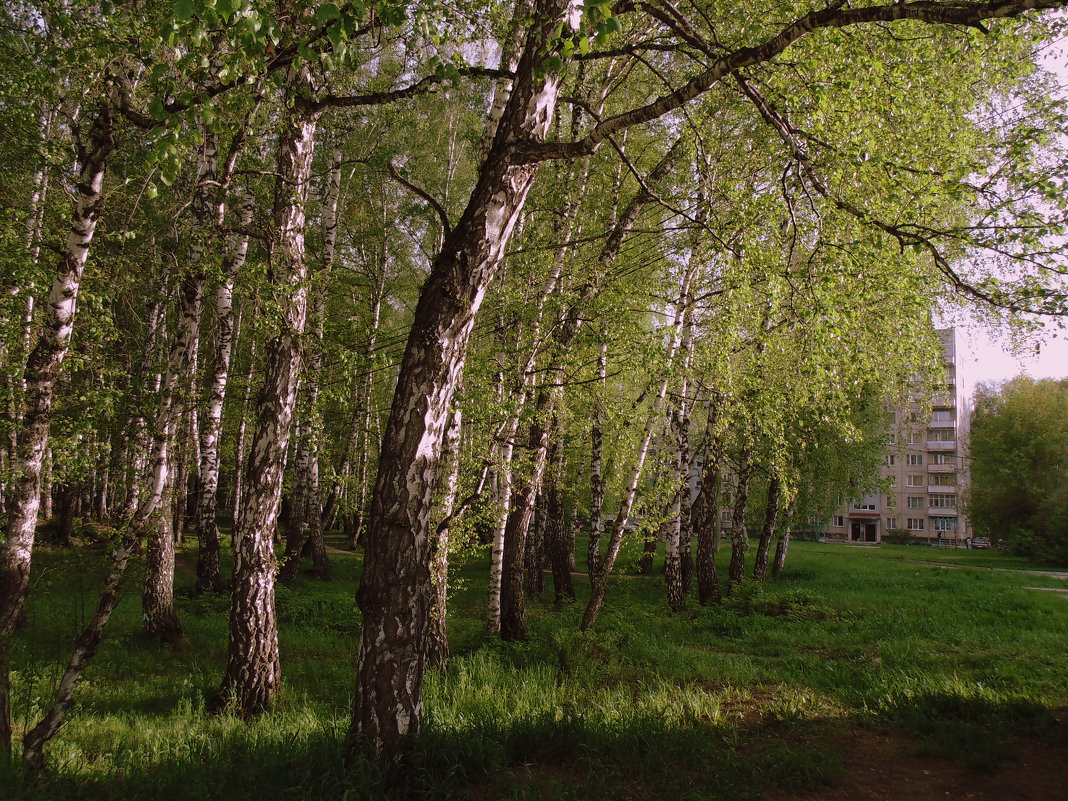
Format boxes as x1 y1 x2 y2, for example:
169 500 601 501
771 727 1068 801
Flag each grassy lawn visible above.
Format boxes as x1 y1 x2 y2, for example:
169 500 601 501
3 537 1066 800
810 541 1067 574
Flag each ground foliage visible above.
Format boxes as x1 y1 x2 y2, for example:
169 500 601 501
2 538 1065 799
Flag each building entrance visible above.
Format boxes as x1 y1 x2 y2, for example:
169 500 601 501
850 520 878 542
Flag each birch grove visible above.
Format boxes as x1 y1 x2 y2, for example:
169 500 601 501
0 0 1067 773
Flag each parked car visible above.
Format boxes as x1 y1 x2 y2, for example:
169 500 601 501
972 537 990 549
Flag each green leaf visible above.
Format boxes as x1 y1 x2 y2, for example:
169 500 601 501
174 0 196 21
315 3 341 24
148 96 167 122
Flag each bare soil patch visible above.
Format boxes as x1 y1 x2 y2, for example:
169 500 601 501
770 726 1068 801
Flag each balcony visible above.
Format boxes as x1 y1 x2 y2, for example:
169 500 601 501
928 485 957 494
928 507 958 517
927 463 956 473
927 440 957 451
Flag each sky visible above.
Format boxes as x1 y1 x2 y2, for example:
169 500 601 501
956 39 1068 387
959 325 1068 384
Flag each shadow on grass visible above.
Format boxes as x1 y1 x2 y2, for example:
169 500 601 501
0 710 848 801
859 689 1067 772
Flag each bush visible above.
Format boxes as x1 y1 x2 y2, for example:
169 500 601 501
883 528 916 545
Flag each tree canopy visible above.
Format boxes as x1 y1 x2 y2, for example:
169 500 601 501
968 375 1068 563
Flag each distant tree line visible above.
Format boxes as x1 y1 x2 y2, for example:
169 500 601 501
968 376 1068 564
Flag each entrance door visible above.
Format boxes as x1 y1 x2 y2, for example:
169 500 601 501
850 521 863 541
864 522 877 542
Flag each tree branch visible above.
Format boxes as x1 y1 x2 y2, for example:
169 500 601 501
513 0 1068 164
387 162 452 238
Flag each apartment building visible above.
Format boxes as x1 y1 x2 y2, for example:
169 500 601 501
823 328 971 544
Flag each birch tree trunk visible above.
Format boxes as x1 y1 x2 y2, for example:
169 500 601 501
546 421 575 603
278 416 309 584
587 341 607 576
350 0 579 750
121 286 166 520
753 474 781 581
427 409 462 669
141 266 204 641
322 264 384 541
665 299 695 612
486 374 514 635
581 262 696 632
692 405 724 605
0 107 114 758
195 190 253 593
772 501 795 578
21 524 140 775
218 68 316 715
281 147 340 580
726 446 754 591
499 138 682 639
524 482 546 597
231 318 257 529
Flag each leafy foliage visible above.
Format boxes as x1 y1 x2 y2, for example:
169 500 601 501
968 376 1068 563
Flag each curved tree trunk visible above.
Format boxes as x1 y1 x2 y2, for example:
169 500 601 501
0 108 114 758
350 0 578 750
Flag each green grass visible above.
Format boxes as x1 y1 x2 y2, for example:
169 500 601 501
3 537 1066 799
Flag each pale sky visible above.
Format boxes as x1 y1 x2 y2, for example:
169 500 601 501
959 325 1068 384
957 39 1068 387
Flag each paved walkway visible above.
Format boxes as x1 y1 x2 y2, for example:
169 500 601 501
901 559 1068 581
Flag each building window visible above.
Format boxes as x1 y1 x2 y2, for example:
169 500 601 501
720 510 732 523
886 454 896 466
930 453 950 465
907 454 924 466
833 516 844 527
907 496 924 509
929 495 956 508
886 494 896 508
888 432 896 444
932 410 954 422
929 474 955 486
886 517 897 530
907 518 925 530
906 475 924 487
929 428 955 442
933 517 957 532
908 431 922 445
